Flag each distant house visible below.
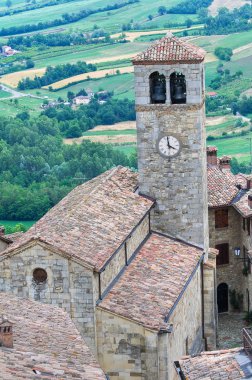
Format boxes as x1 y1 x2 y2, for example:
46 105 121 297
2 45 19 57
207 91 218 98
73 95 90 105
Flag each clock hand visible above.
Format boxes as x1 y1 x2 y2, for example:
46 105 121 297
167 137 171 149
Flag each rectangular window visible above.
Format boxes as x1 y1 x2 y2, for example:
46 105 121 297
247 218 251 236
215 209 228 229
216 243 229 265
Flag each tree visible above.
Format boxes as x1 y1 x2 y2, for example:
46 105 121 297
158 6 166 15
148 14 153 20
6 0 12 8
186 18 193 28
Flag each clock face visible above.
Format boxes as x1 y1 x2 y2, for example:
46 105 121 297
158 135 181 158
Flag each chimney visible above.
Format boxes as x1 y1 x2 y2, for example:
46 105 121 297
0 317 14 348
0 226 5 236
207 146 217 166
248 194 252 209
219 156 231 171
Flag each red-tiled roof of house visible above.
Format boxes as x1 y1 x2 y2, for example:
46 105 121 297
0 292 106 380
132 34 206 64
98 232 203 331
207 165 239 207
178 348 246 379
0 167 153 271
233 190 252 217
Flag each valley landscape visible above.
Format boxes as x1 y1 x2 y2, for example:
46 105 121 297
0 0 252 230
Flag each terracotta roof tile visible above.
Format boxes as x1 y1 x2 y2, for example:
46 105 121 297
1 167 154 270
179 348 246 379
233 190 252 217
132 34 206 64
207 165 239 207
98 233 202 330
0 292 106 379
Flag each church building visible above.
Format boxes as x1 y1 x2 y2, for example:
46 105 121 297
0 35 217 379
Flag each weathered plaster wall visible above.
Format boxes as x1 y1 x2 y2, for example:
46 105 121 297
0 244 96 351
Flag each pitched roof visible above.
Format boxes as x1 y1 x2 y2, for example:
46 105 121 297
178 348 249 379
98 232 203 331
233 190 252 217
207 165 239 207
0 167 154 270
0 292 106 380
132 34 206 65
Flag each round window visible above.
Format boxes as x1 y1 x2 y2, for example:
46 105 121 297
33 268 47 284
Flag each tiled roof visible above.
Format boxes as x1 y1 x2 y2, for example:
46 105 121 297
233 190 252 217
1 167 154 270
207 165 239 207
178 348 246 379
3 232 23 243
132 34 206 64
98 232 203 331
0 292 106 380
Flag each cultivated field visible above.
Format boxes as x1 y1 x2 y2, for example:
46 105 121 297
209 0 248 15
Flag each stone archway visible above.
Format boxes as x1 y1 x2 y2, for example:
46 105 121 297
217 283 229 313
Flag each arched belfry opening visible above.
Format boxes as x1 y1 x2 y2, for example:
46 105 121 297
149 72 166 104
170 72 186 104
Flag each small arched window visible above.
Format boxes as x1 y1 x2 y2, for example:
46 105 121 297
33 268 47 284
170 72 186 104
149 72 166 104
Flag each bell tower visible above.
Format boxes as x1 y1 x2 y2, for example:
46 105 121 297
133 34 209 254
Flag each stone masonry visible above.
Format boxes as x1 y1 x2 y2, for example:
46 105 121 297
135 62 209 254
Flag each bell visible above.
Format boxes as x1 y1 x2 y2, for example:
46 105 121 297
152 82 166 102
173 84 185 100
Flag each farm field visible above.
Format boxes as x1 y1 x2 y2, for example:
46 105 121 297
0 89 11 98
0 0 121 30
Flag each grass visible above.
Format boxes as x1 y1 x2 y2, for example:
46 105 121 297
207 133 252 162
0 97 43 117
0 0 114 29
192 29 252 53
56 72 135 99
0 89 10 98
83 129 136 136
113 143 136 155
0 220 35 229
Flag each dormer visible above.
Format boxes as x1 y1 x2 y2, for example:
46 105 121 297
132 33 206 106
0 317 14 348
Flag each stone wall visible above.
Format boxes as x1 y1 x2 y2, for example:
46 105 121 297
97 265 204 380
136 104 208 252
135 63 209 253
0 240 8 253
99 214 150 296
0 243 96 351
203 248 217 350
134 63 204 106
209 207 246 310
96 309 158 379
164 265 204 380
